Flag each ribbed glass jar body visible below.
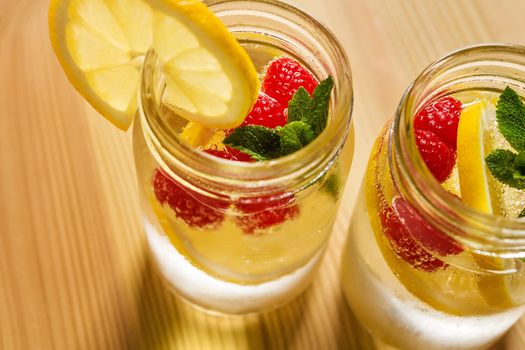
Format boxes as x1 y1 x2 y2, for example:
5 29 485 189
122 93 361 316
134 0 353 314
343 44 525 349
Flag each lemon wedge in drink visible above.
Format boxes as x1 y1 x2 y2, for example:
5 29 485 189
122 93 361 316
457 98 514 308
49 0 259 130
457 100 494 213
180 122 226 149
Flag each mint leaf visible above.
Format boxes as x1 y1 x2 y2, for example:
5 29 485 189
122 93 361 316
288 77 334 135
279 121 315 156
519 208 525 218
306 77 334 136
486 149 525 189
288 87 314 123
496 87 525 151
224 76 334 161
515 151 525 175
224 126 281 161
322 173 340 199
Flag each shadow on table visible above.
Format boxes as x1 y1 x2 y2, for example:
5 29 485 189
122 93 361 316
339 299 512 350
126 247 517 350
129 247 314 350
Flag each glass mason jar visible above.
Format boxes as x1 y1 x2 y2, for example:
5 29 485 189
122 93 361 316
133 0 353 314
342 44 525 350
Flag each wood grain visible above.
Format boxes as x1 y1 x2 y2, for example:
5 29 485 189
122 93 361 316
2 0 525 349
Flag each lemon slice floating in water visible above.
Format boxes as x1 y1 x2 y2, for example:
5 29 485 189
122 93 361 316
180 122 226 149
49 0 259 130
457 98 514 308
457 100 494 213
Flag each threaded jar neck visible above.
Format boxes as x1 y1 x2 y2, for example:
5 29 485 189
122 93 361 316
391 44 525 257
138 0 353 198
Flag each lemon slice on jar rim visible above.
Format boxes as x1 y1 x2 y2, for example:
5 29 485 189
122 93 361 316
457 98 515 309
49 0 260 130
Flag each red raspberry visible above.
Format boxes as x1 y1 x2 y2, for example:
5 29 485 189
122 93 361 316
204 147 254 162
414 129 455 183
240 92 287 129
152 169 228 229
235 193 300 234
380 203 446 272
262 57 318 106
414 97 462 151
392 197 463 256
372 139 450 272
205 146 299 234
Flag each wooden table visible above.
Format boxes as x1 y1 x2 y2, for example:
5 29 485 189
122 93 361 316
2 0 525 349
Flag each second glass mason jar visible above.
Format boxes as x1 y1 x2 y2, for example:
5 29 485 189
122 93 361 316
342 44 525 350
133 0 353 314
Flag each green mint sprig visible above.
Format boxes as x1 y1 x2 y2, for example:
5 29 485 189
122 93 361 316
223 76 334 160
495 87 525 151
485 87 525 217
222 125 281 161
280 121 315 156
224 76 340 200
486 149 525 190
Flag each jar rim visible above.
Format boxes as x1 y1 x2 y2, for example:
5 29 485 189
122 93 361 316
138 0 353 195
392 43 525 254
